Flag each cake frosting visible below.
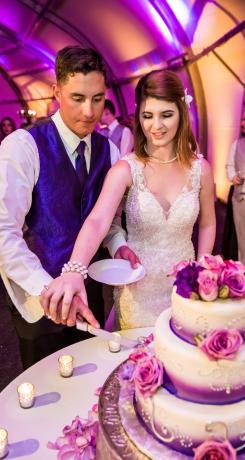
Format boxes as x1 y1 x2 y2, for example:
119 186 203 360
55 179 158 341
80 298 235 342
171 287 245 344
136 386 245 455
154 308 245 403
97 256 245 459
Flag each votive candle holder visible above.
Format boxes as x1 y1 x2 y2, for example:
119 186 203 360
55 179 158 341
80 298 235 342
108 332 121 353
58 354 74 377
0 428 8 459
17 382 35 408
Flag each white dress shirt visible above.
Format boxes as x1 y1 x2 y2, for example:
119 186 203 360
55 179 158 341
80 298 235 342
226 139 245 194
0 111 125 322
108 119 134 157
226 140 238 181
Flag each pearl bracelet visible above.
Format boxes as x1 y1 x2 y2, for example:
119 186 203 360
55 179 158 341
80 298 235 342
61 261 88 279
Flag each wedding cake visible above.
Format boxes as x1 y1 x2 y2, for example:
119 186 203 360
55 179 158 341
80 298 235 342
96 256 245 459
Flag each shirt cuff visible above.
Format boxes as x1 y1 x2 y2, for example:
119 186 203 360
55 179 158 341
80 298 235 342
20 269 54 296
106 234 128 258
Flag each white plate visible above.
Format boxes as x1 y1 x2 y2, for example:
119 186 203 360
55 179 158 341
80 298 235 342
88 259 146 286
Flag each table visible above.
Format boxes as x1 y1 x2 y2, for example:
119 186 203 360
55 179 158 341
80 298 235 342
0 327 152 459
1 326 245 460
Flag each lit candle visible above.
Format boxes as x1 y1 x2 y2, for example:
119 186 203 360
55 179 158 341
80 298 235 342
108 332 121 352
17 382 35 408
58 355 74 377
0 428 8 459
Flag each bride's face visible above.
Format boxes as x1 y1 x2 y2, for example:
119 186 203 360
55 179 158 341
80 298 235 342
139 97 180 149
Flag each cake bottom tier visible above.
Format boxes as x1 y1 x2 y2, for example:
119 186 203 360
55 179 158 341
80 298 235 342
96 364 245 459
136 386 245 455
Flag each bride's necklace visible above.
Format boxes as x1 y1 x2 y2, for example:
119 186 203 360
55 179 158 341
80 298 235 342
144 144 177 165
148 155 177 165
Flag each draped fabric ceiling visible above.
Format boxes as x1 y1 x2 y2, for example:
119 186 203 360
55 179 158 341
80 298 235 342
0 0 244 200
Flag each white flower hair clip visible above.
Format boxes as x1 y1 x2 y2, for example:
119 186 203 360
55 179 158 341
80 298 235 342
182 88 193 108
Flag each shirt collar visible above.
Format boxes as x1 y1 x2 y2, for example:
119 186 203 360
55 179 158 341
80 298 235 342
108 119 119 131
52 110 91 155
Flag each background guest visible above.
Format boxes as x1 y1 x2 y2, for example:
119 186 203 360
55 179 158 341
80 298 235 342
225 110 245 264
0 116 16 141
99 99 134 156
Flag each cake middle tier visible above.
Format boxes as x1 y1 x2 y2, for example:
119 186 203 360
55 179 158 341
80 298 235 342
154 309 245 404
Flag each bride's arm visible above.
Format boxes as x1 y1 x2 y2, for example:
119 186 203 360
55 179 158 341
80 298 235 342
41 160 132 323
197 159 216 260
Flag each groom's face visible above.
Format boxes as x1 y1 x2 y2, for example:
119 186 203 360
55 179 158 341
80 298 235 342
54 71 106 138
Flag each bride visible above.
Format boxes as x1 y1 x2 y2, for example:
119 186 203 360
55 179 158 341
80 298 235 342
41 69 216 329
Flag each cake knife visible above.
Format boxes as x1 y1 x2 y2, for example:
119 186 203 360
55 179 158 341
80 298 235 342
76 320 139 349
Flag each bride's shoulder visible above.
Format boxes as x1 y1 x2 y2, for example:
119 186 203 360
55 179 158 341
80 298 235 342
120 152 143 168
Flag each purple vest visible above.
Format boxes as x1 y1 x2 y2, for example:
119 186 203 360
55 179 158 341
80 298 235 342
109 123 124 150
25 119 111 277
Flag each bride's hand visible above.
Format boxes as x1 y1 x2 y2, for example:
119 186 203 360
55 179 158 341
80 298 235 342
114 245 141 268
40 273 99 328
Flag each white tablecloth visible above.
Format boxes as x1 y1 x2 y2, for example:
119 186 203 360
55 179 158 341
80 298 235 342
1 326 245 459
0 327 152 459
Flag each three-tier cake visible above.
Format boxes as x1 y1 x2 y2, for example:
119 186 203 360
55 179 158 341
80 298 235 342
96 256 245 459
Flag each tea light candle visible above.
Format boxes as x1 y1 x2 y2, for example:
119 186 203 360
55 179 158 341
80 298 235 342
0 428 8 459
17 382 35 408
58 354 74 377
108 332 121 352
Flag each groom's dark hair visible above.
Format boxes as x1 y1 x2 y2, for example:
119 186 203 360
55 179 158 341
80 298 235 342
56 46 108 85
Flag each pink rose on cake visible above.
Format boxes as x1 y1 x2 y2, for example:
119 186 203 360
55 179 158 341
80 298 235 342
194 439 237 460
199 254 225 275
198 270 219 301
199 329 243 360
132 355 164 398
220 262 245 298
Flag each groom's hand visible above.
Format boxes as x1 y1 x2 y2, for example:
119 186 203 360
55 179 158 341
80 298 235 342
65 295 100 328
41 283 100 329
114 245 140 268
46 296 99 329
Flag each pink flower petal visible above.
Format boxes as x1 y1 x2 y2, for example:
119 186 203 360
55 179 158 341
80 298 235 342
94 387 102 396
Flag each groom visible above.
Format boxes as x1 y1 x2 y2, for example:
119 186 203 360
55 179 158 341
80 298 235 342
0 46 136 368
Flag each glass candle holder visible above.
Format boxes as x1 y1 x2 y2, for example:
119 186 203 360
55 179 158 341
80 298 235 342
58 354 74 377
17 382 35 408
0 428 8 459
108 332 121 352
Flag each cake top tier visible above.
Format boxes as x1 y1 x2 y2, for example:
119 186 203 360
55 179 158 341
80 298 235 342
170 255 245 344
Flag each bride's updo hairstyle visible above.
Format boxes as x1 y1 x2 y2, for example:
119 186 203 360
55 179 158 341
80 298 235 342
134 69 197 168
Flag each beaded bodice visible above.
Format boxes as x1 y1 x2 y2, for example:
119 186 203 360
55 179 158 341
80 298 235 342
114 154 202 329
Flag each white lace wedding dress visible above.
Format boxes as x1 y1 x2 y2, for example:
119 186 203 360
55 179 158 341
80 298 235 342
114 154 202 329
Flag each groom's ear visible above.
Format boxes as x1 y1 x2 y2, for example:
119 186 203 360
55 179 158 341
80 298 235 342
53 83 61 103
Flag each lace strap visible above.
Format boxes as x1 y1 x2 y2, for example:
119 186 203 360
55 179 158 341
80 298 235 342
122 155 146 189
190 154 203 191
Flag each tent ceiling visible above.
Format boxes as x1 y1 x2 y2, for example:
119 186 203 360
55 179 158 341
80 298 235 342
0 0 243 105
0 0 181 96
0 0 244 202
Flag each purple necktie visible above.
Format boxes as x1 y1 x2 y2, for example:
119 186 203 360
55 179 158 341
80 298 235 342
75 141 88 186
